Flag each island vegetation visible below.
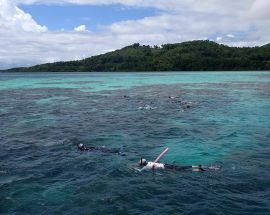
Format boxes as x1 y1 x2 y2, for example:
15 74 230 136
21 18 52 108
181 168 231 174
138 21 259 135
3 40 270 72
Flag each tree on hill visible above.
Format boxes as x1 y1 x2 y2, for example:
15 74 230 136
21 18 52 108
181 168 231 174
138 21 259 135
3 40 270 72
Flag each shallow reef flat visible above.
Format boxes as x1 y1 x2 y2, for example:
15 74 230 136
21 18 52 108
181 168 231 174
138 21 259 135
0 71 270 215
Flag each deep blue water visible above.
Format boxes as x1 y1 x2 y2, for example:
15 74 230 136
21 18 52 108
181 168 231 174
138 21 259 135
0 72 270 215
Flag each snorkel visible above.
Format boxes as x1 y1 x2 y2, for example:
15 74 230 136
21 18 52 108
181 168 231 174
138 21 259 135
139 158 147 166
140 157 143 166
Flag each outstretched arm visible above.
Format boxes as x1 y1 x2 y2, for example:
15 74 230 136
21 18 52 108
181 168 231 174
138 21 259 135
134 166 148 172
154 148 169 163
152 148 169 169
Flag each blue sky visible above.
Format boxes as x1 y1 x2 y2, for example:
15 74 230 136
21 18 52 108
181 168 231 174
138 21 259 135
0 0 269 69
19 4 160 31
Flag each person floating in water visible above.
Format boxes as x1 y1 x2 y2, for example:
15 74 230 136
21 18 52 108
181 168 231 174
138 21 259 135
139 158 207 171
78 143 125 156
137 148 221 172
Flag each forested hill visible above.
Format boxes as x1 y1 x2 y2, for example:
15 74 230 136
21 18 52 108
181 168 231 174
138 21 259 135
4 40 270 72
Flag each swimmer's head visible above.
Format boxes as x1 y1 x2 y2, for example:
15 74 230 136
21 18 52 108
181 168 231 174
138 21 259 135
139 158 147 166
78 143 84 149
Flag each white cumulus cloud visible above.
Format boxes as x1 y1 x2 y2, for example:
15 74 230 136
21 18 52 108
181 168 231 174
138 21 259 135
0 0 270 69
216 37 222 42
74 24 87 32
0 0 47 32
226 34 235 38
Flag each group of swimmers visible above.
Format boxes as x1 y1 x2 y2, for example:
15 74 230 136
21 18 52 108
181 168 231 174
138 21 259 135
78 144 221 172
123 94 194 112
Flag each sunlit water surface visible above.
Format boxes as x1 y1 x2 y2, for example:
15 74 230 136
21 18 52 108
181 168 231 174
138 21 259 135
0 72 270 214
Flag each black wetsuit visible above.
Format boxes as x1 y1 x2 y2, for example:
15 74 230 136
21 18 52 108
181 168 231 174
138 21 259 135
164 164 193 171
164 164 206 171
78 145 124 155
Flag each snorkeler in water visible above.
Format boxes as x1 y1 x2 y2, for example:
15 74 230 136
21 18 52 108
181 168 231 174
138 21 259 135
78 143 95 151
77 143 125 156
139 158 207 172
137 148 221 172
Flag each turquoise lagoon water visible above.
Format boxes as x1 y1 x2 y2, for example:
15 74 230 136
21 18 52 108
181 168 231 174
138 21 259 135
0 72 270 214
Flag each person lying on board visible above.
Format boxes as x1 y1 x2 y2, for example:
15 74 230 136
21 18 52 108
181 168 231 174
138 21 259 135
77 143 125 156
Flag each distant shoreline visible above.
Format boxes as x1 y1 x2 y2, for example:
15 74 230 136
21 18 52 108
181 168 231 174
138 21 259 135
2 40 270 72
1 70 270 74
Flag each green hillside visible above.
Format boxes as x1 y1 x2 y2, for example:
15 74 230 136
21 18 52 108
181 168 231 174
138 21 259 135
4 40 270 72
